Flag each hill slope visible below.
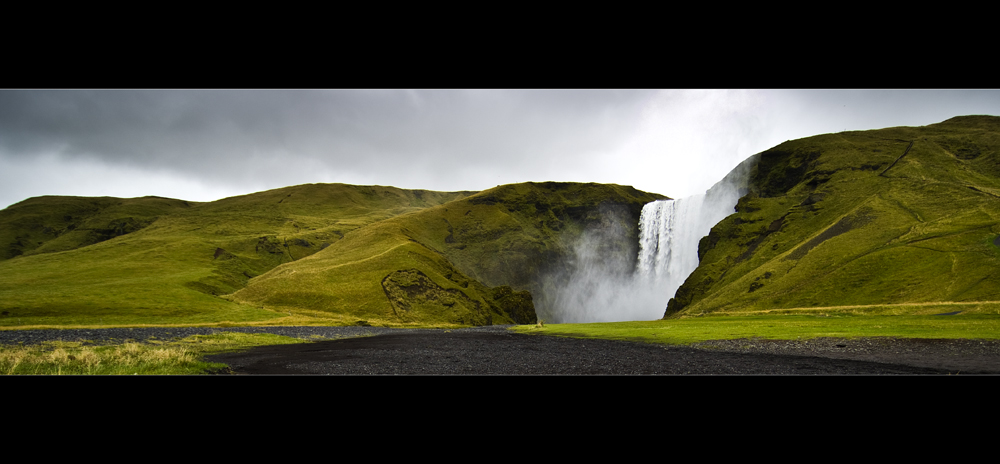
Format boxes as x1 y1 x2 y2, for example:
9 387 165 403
667 115 1000 317
0 184 475 327
0 182 663 327
229 182 664 324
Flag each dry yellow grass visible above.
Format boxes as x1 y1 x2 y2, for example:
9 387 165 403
0 332 305 375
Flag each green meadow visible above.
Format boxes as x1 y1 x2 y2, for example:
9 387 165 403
514 306 1000 346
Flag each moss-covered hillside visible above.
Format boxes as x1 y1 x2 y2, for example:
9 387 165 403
667 115 1000 317
0 182 662 328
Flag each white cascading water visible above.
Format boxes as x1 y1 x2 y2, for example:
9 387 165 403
634 153 758 315
540 154 758 323
635 194 709 301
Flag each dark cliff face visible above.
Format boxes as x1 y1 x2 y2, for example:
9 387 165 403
751 148 822 198
429 182 666 323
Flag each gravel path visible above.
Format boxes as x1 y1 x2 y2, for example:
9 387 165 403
3 325 999 374
689 337 1000 374
0 325 407 347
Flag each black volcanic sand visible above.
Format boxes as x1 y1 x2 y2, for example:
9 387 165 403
204 326 1000 375
4 325 1000 374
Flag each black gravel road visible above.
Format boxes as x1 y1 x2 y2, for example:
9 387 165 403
4 325 999 374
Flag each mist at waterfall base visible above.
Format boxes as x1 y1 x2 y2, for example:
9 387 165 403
539 155 757 323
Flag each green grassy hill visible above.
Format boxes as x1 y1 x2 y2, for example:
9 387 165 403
0 182 662 328
229 182 664 325
0 184 473 327
667 115 1000 317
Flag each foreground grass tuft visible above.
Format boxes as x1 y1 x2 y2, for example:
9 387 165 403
0 332 307 375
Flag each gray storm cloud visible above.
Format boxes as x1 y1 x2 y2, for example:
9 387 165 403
0 89 669 210
2 89 999 210
0 89 652 187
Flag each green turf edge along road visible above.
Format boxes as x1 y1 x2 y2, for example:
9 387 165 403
0 332 308 375
511 313 1000 346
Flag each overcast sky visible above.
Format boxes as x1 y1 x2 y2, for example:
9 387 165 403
1 89 998 210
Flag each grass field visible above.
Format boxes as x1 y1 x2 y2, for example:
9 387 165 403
514 304 1000 345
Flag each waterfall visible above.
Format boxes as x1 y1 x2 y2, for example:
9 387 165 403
635 194 709 301
539 154 758 323
635 153 759 309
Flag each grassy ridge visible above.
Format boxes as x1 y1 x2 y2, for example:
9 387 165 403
0 184 477 328
0 195 192 260
668 115 1000 317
